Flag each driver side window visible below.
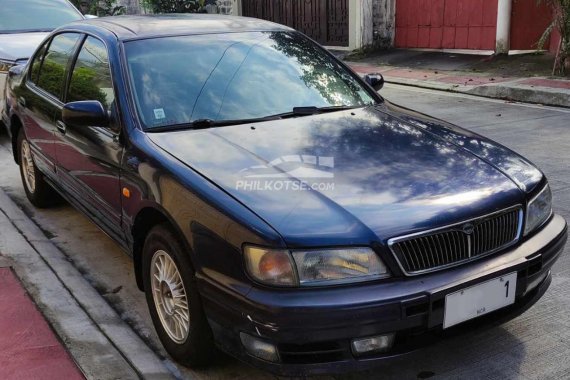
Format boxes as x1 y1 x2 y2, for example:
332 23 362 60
67 36 115 113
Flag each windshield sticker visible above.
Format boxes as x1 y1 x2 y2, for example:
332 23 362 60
154 108 166 119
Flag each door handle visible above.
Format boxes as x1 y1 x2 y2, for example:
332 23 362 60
56 120 67 134
17 98 26 107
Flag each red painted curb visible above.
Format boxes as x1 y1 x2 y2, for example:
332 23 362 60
0 268 84 380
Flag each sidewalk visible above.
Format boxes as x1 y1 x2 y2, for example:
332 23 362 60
343 49 570 108
0 188 173 380
0 267 84 380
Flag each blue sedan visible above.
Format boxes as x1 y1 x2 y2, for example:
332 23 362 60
1 14 566 376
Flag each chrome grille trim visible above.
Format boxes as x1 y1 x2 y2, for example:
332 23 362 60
388 206 523 276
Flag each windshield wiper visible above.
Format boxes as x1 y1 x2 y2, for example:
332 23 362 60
145 105 363 133
270 105 361 119
146 116 282 133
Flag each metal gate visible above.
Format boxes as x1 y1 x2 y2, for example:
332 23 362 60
394 0 498 50
242 0 349 47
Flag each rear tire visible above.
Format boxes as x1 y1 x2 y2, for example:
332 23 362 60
17 129 57 208
142 224 217 368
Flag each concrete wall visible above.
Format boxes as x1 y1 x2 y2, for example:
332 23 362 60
372 0 395 49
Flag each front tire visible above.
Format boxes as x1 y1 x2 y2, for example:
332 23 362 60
17 129 57 208
142 224 216 368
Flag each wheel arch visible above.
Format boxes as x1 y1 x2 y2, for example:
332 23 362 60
131 205 195 291
10 115 23 164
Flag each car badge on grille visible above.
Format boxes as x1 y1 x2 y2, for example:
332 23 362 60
462 223 475 235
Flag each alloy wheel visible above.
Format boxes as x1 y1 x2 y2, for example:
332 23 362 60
150 250 190 344
21 139 36 194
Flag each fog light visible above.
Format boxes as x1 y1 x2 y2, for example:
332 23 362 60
240 333 280 363
351 334 395 356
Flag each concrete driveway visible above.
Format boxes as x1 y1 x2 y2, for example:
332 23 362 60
0 84 569 380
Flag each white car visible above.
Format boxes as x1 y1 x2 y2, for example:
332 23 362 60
1 0 84 126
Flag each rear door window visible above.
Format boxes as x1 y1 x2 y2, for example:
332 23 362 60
29 43 49 84
36 33 82 100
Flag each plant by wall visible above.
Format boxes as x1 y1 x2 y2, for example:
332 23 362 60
141 0 208 13
95 0 126 16
69 0 126 16
537 0 570 75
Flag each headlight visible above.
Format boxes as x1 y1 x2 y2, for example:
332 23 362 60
524 184 552 235
292 247 390 285
244 246 390 287
0 60 14 73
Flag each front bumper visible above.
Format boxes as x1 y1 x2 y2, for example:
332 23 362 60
198 214 567 376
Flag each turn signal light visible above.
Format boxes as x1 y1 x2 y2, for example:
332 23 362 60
243 246 297 286
240 333 280 363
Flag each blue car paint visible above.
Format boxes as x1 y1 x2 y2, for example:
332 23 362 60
2 15 566 376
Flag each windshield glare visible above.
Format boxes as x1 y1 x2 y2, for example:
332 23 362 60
0 0 83 33
125 32 377 129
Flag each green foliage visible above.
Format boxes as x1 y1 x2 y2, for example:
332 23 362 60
95 0 127 16
37 60 66 99
141 0 206 13
36 60 107 105
69 0 125 16
537 0 570 75
68 67 108 105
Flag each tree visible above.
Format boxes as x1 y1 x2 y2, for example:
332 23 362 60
538 0 570 75
69 0 126 16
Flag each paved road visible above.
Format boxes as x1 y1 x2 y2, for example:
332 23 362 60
1 85 569 380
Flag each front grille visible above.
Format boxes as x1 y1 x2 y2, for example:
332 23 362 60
389 207 522 275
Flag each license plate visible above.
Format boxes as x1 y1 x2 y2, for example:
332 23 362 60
443 272 517 329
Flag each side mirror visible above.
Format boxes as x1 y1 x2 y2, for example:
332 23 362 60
364 73 384 91
62 101 109 128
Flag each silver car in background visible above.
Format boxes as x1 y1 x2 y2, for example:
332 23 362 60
0 0 84 125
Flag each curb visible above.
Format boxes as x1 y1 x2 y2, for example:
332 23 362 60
466 83 570 108
0 188 174 380
384 77 570 109
347 63 570 108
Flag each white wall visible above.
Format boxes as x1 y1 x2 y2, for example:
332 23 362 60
349 0 374 50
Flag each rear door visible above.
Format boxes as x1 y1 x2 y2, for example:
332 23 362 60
54 35 124 242
23 33 82 176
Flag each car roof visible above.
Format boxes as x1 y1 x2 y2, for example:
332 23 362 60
68 14 293 40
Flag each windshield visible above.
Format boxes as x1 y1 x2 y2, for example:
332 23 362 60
0 0 83 33
125 31 378 130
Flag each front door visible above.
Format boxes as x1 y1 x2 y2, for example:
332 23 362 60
54 35 124 241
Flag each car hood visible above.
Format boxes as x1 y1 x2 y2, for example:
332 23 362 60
148 104 531 246
0 32 48 62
